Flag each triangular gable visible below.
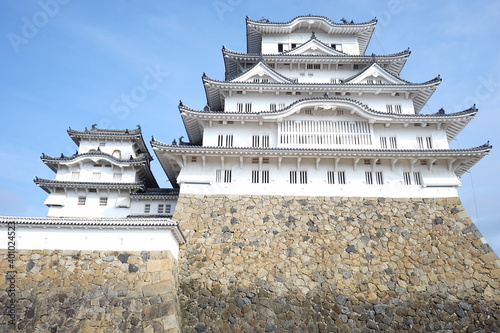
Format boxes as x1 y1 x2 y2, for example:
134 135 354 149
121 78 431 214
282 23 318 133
230 61 294 83
285 38 344 56
344 62 408 85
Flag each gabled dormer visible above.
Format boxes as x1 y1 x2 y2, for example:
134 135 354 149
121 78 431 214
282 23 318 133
284 35 345 56
230 61 294 84
344 62 410 85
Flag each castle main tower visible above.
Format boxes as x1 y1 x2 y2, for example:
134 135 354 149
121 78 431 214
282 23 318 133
153 16 499 332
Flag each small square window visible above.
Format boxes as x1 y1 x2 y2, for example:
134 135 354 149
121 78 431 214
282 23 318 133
99 197 108 206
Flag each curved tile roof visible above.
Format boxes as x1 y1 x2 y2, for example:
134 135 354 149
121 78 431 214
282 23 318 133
222 47 410 81
152 140 491 178
179 99 477 144
41 151 150 171
246 15 377 55
34 178 146 193
67 125 152 160
0 216 185 244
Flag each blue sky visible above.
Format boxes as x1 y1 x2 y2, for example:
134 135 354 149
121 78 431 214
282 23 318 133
1 0 499 253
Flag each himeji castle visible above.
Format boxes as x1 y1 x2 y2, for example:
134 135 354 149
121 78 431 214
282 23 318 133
1 15 498 332
151 16 491 200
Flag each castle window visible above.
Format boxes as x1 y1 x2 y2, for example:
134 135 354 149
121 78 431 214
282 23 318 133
144 204 150 213
112 150 122 159
262 157 269 164
403 172 412 185
251 170 259 183
278 43 284 52
99 197 108 206
413 172 422 185
99 142 106 147
262 170 269 183
225 135 233 147
158 204 164 214
113 173 122 181
380 137 397 149
237 103 243 112
165 204 172 214
365 171 373 185
394 105 402 114
245 103 252 112
191 156 197 162
217 135 233 147
291 43 297 48
376 171 384 185
78 197 86 205
291 171 307 184
307 64 321 70
252 135 270 148
72 172 80 180
251 170 269 184
262 136 270 148
417 137 432 149
386 104 393 113
338 171 346 184
353 64 359 70
216 169 232 183
252 135 260 147
270 103 276 111
92 172 101 181
300 171 307 184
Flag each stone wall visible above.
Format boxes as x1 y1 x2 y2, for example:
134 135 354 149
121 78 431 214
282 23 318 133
174 195 500 332
0 250 181 332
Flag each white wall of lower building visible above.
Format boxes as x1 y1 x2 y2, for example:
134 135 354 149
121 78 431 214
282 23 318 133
1 226 180 259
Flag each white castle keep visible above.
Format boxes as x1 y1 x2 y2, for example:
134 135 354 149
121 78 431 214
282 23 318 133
151 16 490 200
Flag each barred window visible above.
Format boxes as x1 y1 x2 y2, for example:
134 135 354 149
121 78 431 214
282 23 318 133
99 197 108 206
365 171 373 185
144 204 150 213
403 172 412 185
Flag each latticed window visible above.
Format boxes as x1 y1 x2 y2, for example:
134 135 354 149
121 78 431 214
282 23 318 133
365 171 373 185
299 171 308 184
251 170 259 183
290 171 297 184
417 137 432 149
279 120 372 147
165 204 172 214
158 204 164 214
413 172 422 185
216 169 232 183
99 197 108 206
338 171 346 184
403 172 412 185
144 204 150 213
78 197 86 205
375 172 384 185
252 135 260 147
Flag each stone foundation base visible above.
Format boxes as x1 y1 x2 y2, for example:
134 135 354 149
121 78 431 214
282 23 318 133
0 250 181 333
174 195 500 332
